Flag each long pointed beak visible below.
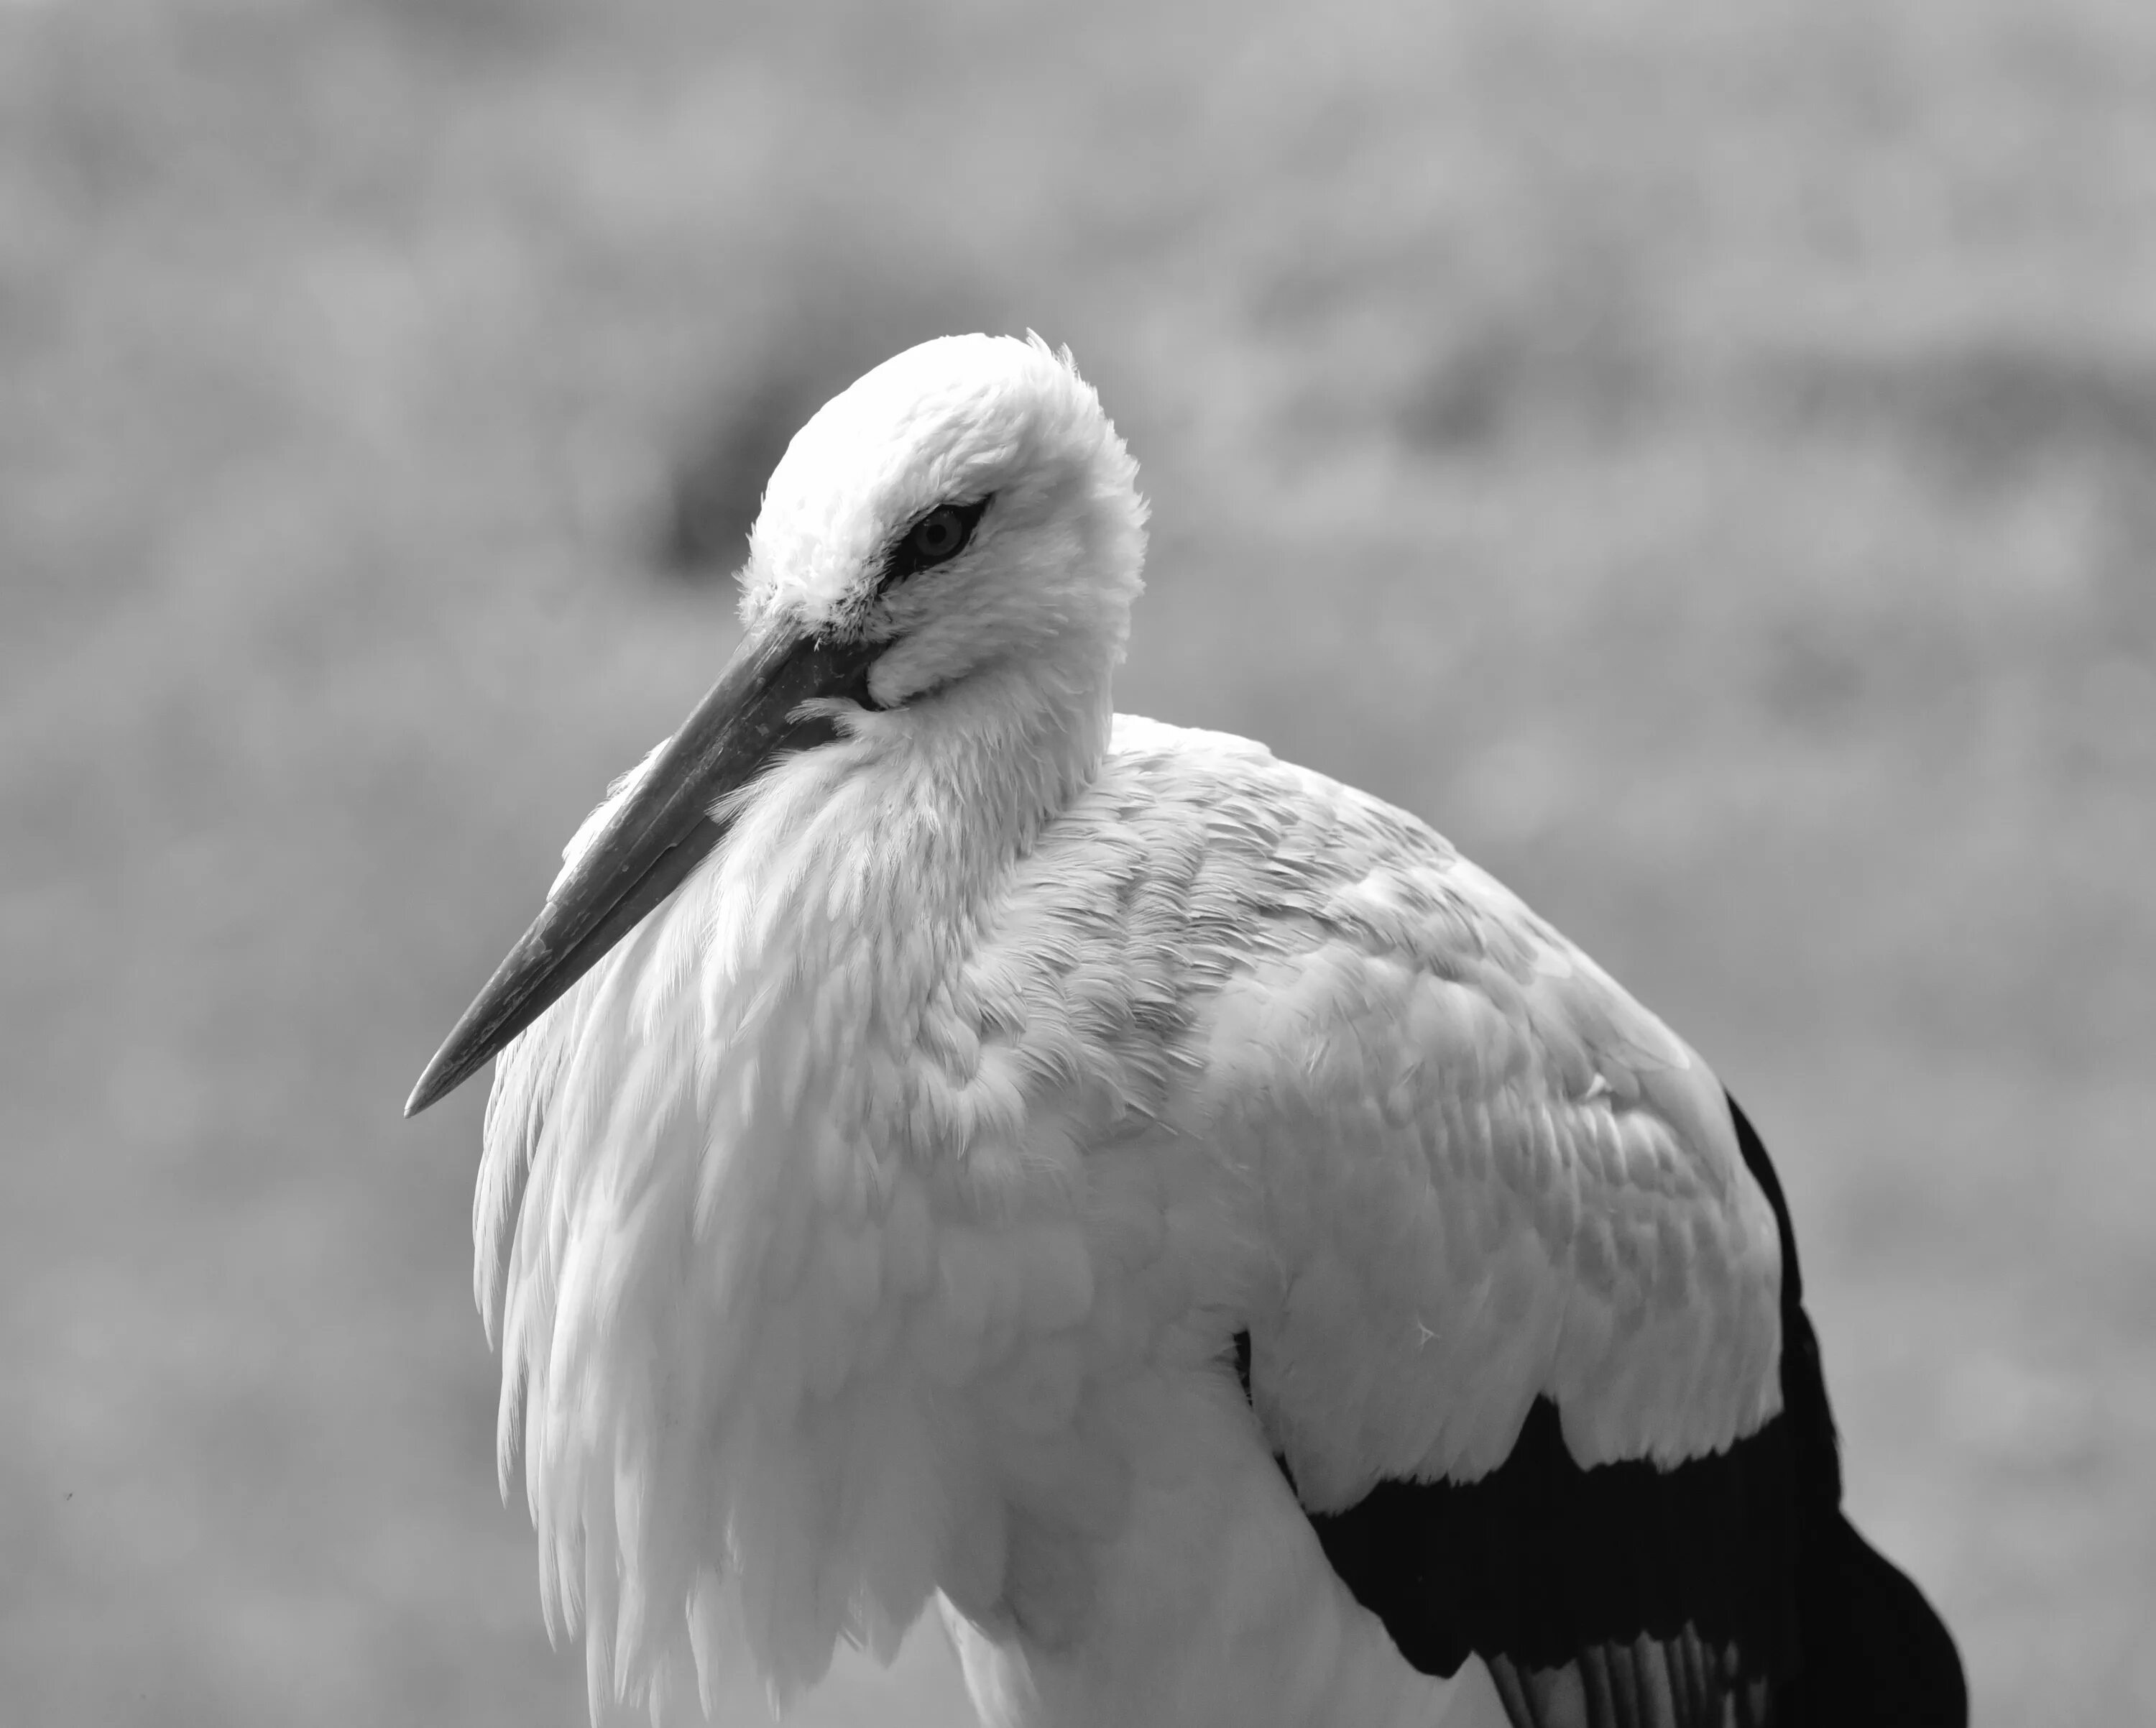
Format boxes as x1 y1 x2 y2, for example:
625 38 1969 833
404 622 878 1117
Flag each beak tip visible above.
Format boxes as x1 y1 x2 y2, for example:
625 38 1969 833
404 620 856 1131
403 1048 466 1118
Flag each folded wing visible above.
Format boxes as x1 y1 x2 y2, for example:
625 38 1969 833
1089 722 1961 1726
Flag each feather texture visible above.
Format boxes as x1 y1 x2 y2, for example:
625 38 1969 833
480 712 1779 1725
448 334 1955 1727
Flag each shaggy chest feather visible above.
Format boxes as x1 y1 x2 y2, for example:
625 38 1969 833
474 717 1780 1725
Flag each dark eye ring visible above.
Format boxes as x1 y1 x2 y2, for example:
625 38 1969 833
880 496 990 589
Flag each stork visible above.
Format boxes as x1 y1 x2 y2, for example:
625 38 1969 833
407 334 1965 1728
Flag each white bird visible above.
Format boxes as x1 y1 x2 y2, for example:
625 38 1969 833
407 334 1964 1728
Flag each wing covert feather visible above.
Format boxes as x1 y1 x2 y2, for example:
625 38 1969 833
1076 720 1784 1504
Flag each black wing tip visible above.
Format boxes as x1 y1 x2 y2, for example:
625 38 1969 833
1725 1090 1966 1727
1246 1093 1967 1728
1797 1514 1968 1728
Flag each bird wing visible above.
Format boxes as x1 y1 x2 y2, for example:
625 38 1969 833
470 714 1958 1727
1064 718 1784 1480
1028 718 1795 1724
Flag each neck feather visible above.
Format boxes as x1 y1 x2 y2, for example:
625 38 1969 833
684 645 1114 1050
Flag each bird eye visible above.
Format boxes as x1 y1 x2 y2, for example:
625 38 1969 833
911 507 969 561
880 496 990 589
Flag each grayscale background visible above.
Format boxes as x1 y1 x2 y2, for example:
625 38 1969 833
6 1 2151 1722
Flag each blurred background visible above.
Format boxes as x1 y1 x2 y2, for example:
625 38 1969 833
4 0 2152 1721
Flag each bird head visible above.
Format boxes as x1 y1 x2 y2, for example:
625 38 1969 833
742 331 1146 710
406 334 1146 1115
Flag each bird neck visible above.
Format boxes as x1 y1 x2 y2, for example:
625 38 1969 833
851 652 1115 934
700 649 1114 1050
890 650 1115 857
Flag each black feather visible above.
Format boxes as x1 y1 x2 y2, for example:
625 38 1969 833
1231 1090 1966 1728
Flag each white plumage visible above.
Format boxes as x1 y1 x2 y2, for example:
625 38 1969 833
414 334 1956 1728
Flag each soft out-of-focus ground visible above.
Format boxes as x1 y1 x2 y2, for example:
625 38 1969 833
4 0 2152 1721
